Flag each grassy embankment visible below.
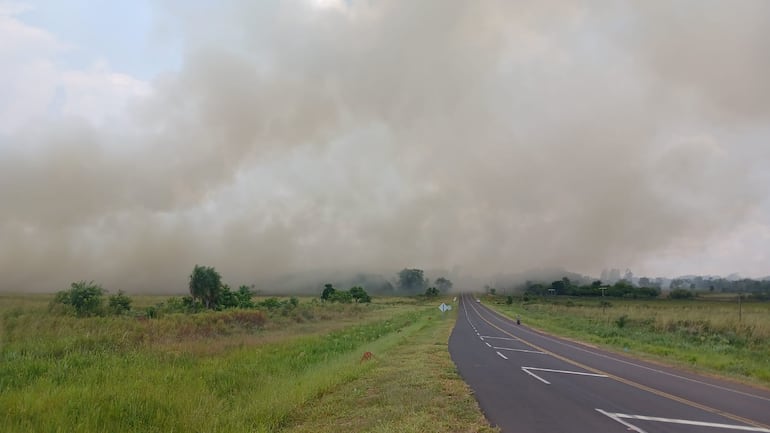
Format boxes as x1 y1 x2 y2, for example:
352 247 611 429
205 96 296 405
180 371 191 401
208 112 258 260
0 294 493 433
483 294 770 386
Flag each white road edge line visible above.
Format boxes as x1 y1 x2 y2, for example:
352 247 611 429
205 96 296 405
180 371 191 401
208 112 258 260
607 411 770 432
493 347 546 354
596 409 648 433
496 351 508 360
521 367 550 384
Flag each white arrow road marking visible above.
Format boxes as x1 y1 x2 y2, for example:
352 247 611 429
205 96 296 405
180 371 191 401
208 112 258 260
522 367 551 384
521 367 607 385
596 409 648 433
493 347 546 354
596 409 770 432
485 342 492 347
496 351 508 360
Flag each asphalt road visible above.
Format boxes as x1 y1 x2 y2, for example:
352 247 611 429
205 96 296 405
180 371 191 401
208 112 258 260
449 293 770 433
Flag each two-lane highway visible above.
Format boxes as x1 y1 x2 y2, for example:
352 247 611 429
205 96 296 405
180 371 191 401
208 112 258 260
449 294 770 433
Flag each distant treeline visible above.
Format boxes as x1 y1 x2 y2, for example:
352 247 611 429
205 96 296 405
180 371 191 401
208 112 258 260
522 278 661 299
518 276 770 300
669 276 770 295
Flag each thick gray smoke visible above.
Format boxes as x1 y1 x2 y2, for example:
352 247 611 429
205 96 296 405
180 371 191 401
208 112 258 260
1 0 769 292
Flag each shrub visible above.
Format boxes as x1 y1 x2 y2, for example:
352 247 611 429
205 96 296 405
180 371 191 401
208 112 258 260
349 286 372 303
321 283 336 301
615 314 628 328
182 295 205 312
259 297 282 310
52 281 105 317
237 285 255 308
289 296 299 307
669 289 694 300
328 290 353 303
506 296 513 305
217 284 239 309
107 290 132 315
425 287 439 297
163 296 204 313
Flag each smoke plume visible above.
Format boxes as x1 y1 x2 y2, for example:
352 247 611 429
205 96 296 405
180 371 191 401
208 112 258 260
1 0 768 292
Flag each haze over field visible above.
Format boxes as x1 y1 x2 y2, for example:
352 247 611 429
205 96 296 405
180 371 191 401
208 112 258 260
1 1 769 292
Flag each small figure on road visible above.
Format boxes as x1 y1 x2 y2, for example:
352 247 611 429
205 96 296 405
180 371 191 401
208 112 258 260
516 315 521 325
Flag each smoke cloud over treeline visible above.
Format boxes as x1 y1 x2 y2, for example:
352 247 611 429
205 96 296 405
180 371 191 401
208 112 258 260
1 1 769 292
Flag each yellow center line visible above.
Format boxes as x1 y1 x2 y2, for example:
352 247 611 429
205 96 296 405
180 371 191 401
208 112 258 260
466 298 770 431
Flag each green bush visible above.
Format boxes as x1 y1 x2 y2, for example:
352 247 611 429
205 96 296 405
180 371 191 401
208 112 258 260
259 297 282 310
669 289 694 300
236 285 255 308
52 281 105 317
328 290 353 304
349 286 372 303
216 284 239 309
321 283 336 301
107 290 132 315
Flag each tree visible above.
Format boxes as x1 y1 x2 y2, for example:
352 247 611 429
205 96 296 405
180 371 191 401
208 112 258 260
425 286 439 297
398 268 428 294
349 286 371 303
189 265 222 309
53 281 105 317
321 283 336 301
107 290 132 315
550 280 565 295
236 285 255 308
435 277 453 293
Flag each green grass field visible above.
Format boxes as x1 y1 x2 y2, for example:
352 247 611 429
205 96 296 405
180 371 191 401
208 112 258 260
0 294 493 433
483 294 770 386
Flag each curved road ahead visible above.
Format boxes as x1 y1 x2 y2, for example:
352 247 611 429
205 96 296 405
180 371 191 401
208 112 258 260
449 294 770 433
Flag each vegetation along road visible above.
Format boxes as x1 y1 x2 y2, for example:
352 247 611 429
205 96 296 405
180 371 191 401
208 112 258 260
450 293 770 433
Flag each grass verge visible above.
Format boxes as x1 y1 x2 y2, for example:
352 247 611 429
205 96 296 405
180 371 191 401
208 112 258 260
482 295 770 387
283 310 498 433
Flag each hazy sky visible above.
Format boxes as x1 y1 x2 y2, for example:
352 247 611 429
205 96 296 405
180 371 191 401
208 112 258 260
1 0 769 292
